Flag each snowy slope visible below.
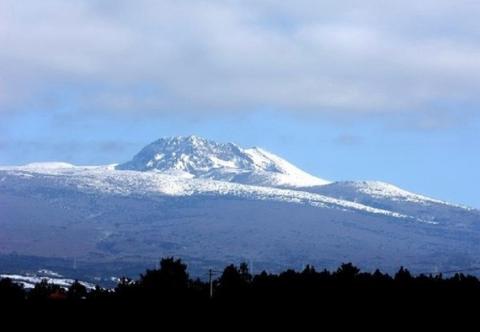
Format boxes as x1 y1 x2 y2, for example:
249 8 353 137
116 136 329 187
0 165 406 218
0 136 479 280
0 270 95 290
302 181 480 227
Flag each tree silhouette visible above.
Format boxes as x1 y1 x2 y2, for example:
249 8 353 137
29 279 65 302
394 266 412 282
139 257 189 301
67 280 88 301
0 278 25 304
217 263 252 299
336 263 360 280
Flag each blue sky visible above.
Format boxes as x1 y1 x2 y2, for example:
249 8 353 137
1 0 479 207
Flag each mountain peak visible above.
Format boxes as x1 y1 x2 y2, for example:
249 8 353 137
161 135 217 145
116 136 329 187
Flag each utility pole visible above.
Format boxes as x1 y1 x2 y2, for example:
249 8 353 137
209 269 213 299
208 269 221 299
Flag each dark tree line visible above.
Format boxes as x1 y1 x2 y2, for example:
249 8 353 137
1 258 480 316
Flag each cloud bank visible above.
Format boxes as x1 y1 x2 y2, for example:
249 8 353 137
1 0 480 120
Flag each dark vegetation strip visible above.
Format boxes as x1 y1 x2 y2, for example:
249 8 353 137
1 258 480 316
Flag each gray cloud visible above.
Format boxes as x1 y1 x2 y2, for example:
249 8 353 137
1 0 480 121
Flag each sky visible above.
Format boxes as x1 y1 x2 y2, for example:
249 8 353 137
1 0 479 207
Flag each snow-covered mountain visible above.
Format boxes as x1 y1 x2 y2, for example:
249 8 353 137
0 136 479 282
116 135 329 187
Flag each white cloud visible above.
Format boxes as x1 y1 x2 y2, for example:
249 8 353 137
1 0 480 120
